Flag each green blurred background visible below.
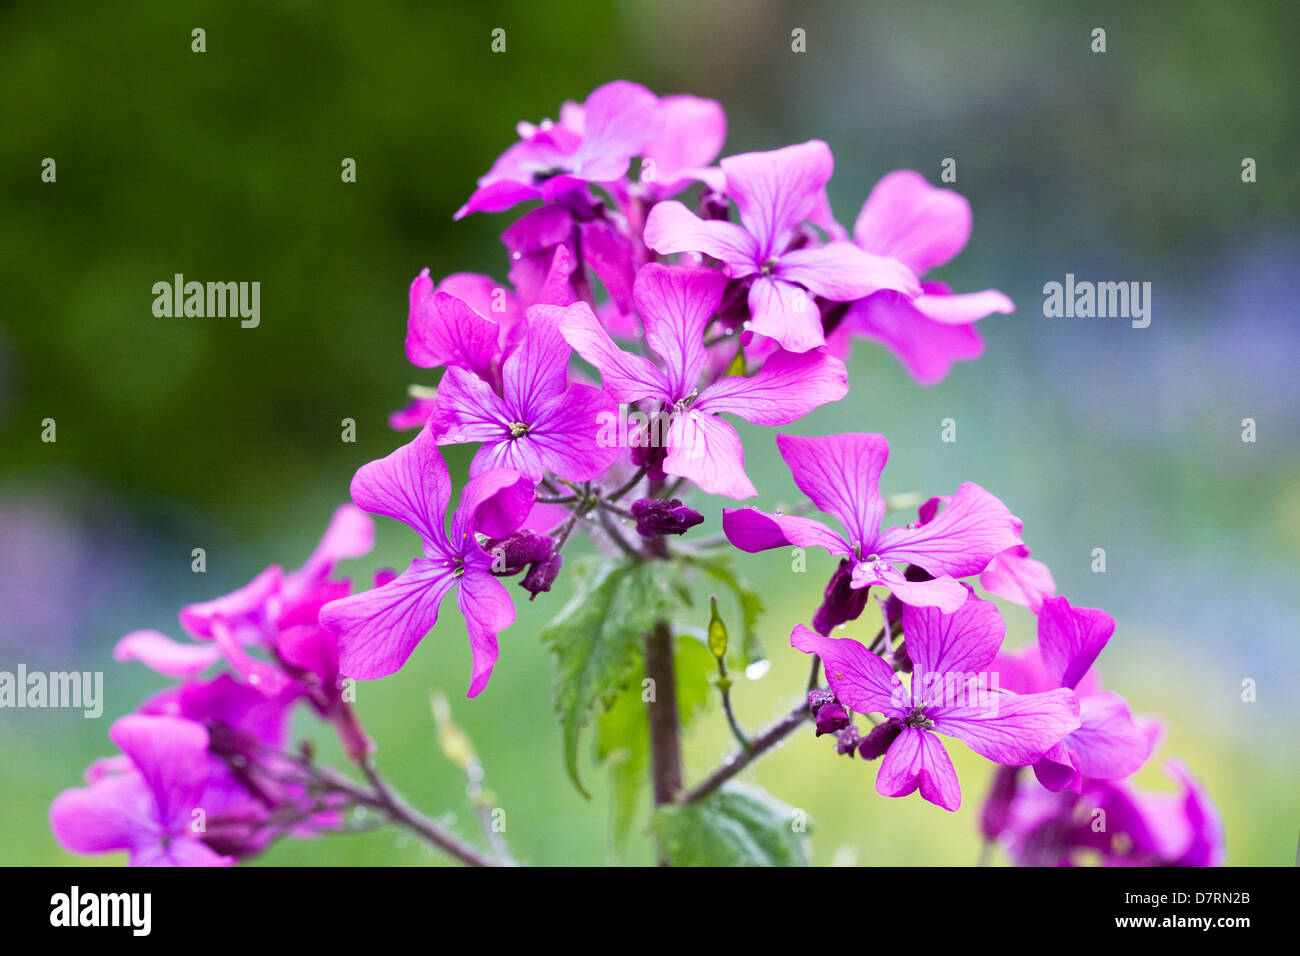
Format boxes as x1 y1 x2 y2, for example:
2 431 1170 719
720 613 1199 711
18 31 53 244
2 0 1296 865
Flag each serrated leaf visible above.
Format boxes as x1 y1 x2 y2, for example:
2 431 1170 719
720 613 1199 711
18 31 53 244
597 633 714 862
541 556 681 798
653 781 813 867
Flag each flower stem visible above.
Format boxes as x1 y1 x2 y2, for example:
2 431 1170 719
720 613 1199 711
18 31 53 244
644 618 683 812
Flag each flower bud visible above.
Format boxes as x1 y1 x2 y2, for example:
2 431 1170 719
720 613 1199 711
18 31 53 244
814 701 850 737
811 559 870 635
835 725 862 756
520 553 562 600
806 689 835 716
630 497 703 537
485 530 554 576
857 718 903 760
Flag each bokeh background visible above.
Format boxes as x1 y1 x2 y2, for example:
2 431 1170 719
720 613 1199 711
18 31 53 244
2 0 1296 866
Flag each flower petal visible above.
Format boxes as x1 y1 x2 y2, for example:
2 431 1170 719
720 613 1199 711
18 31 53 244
746 276 824 352
876 482 1022 578
721 140 833 255
643 200 759 270
456 570 516 698
721 507 850 555
776 242 920 301
109 715 211 830
323 559 456 679
852 169 971 274
901 596 1007 687
349 426 453 555
695 349 848 425
876 728 962 811
932 687 1080 766
1035 596 1116 691
841 291 984 386
113 630 222 679
773 432 889 551
557 299 672 402
662 410 757 498
635 263 727 398
790 624 905 715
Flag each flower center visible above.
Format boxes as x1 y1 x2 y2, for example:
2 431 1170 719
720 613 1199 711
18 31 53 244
904 706 935 730
509 421 531 438
760 258 778 276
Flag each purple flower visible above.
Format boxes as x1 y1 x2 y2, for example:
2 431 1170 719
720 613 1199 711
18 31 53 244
431 304 619 483
791 596 1080 812
456 81 661 219
723 433 1022 612
830 171 1015 384
320 426 535 696
993 597 1151 791
643 141 919 353
559 264 849 498
989 760 1224 866
50 715 234 867
114 504 374 697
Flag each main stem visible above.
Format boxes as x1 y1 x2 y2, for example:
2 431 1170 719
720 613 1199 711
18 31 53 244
645 618 683 809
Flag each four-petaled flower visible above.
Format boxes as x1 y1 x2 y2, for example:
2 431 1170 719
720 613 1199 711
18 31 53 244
320 426 535 696
723 432 1022 611
644 141 919 353
792 596 1080 811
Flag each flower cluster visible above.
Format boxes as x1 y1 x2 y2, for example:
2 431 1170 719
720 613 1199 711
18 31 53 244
51 80 1219 867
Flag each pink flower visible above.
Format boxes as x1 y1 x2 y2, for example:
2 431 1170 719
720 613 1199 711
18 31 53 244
644 141 919 352
792 596 1080 812
320 426 535 696
832 171 1015 384
50 715 234 867
724 433 1022 611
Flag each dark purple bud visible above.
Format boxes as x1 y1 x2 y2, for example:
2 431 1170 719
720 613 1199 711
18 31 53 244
814 702 850 737
811 559 871 636
835 725 862 757
630 497 704 538
486 530 554 576
858 718 904 760
806 689 835 716
520 553 562 601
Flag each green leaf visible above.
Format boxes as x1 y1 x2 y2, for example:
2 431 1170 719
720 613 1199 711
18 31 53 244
541 556 682 798
653 782 813 867
683 553 765 667
596 633 714 861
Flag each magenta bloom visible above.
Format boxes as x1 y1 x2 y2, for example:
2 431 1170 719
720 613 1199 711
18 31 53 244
994 596 1151 791
320 426 535 696
559 264 849 498
50 715 233 867
456 80 661 219
431 305 619 482
833 171 1014 384
792 596 1079 811
987 759 1224 866
724 433 1022 610
114 504 374 696
644 141 919 353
